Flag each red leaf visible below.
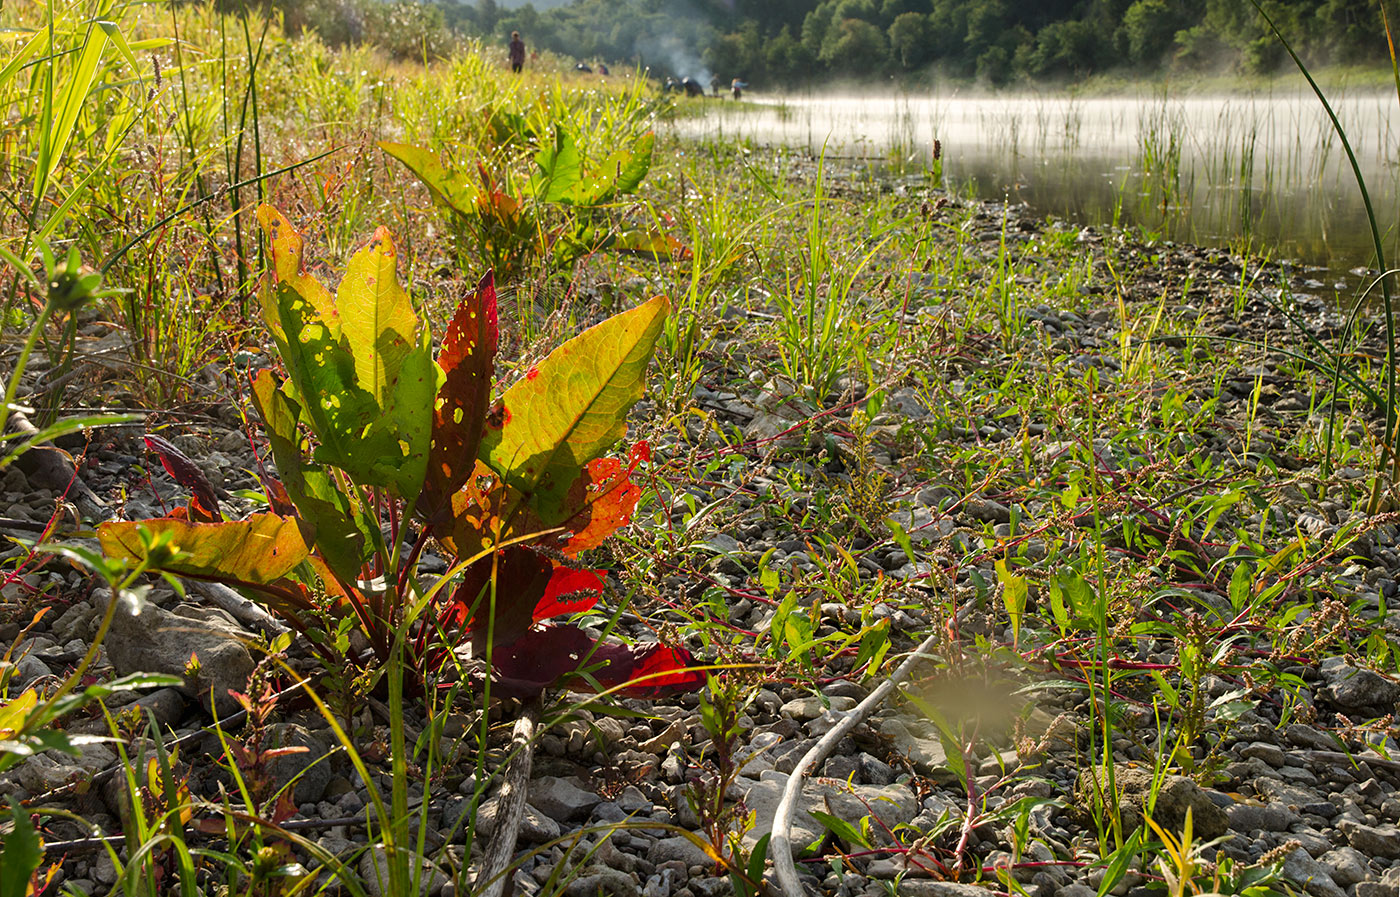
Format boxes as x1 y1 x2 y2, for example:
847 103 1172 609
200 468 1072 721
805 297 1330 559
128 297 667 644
490 624 594 699
587 641 706 697
557 442 648 558
455 547 553 646
145 434 222 522
260 475 298 516
423 271 499 525
490 627 703 699
531 566 604 622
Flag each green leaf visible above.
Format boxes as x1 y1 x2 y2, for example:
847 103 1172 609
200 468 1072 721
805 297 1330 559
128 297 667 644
611 132 654 196
481 296 669 525
336 227 420 407
378 142 481 216
811 810 873 849
272 281 401 490
249 370 370 580
1048 577 1070 632
257 205 339 343
371 324 438 500
1229 561 1254 608
97 514 313 585
530 127 583 203
572 131 655 206
996 559 1028 640
0 796 43 895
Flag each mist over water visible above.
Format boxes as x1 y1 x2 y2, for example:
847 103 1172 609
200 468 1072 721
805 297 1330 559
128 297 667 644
669 90 1400 291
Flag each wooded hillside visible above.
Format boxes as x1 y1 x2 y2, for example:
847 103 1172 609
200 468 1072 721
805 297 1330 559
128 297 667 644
465 0 1387 86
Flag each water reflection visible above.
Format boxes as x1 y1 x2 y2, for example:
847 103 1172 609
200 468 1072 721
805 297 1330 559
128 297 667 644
668 91 1399 287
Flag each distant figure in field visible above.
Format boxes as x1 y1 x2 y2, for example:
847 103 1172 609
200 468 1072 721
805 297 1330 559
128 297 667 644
597 62 609 75
508 31 525 73
731 78 747 100
680 76 704 97
575 61 593 73
710 74 723 96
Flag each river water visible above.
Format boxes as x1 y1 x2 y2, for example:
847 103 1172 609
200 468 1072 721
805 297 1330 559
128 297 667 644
668 90 1400 292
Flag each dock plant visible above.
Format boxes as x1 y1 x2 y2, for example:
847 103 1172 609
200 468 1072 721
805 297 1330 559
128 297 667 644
97 204 702 701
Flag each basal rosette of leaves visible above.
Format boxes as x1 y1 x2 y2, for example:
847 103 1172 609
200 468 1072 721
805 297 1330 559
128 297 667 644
97 205 702 699
380 126 688 283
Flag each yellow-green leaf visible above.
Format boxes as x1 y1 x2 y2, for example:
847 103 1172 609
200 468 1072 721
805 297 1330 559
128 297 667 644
480 296 669 524
97 514 312 585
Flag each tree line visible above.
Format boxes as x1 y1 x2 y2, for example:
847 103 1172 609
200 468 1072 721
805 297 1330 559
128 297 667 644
454 0 1389 87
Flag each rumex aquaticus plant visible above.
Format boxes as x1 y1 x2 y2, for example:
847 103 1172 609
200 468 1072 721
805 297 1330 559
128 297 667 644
97 204 702 700
381 125 687 286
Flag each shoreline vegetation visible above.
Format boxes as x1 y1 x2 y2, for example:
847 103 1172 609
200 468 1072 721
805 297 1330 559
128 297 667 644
4 2 1400 896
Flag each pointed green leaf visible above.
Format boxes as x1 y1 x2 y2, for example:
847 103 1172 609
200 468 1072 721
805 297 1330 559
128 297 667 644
480 296 669 524
98 514 312 584
378 142 481 216
337 227 418 407
271 282 400 487
369 323 438 498
250 369 371 580
578 131 655 206
531 127 582 203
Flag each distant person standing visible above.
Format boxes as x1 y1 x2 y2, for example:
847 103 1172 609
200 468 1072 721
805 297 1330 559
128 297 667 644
508 31 525 73
731 78 747 99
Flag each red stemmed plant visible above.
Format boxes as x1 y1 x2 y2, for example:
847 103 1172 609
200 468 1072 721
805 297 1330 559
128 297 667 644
99 205 701 699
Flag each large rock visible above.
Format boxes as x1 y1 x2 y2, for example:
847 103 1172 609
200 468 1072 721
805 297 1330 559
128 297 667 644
1075 765 1227 840
264 723 333 805
105 597 254 716
529 775 602 823
1338 819 1400 859
1320 660 1400 717
1281 847 1346 897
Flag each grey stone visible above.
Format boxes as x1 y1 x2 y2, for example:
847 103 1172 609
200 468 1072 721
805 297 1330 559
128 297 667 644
1319 846 1371 887
530 776 601 822
12 654 51 686
734 773 917 851
649 836 714 869
1281 847 1346 897
1285 724 1337 751
565 868 640 897
264 724 333 804
779 695 855 721
475 797 561 844
1239 742 1286 767
1075 765 1227 839
357 846 446 897
1320 662 1400 716
1338 819 1400 859
1227 802 1301 833
876 717 956 782
892 883 998 897
105 596 254 716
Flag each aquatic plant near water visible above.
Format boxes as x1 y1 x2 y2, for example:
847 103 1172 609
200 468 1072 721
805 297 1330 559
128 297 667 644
98 205 702 700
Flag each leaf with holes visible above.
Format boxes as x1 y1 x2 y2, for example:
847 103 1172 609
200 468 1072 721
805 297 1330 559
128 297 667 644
336 226 419 407
250 369 371 581
422 271 498 524
555 442 648 557
269 280 400 488
98 514 312 585
480 295 668 525
257 205 338 342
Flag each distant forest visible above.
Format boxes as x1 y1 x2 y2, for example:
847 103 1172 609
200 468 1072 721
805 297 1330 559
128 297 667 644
451 0 1390 86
